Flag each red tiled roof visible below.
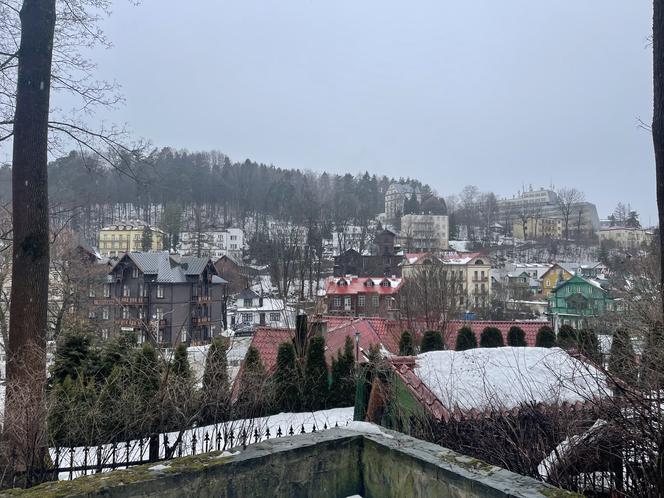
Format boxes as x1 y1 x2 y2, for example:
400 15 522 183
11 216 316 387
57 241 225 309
442 320 549 347
324 277 403 296
321 316 401 364
249 326 295 373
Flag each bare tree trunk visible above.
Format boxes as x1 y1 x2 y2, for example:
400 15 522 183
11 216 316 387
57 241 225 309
655 0 664 316
4 0 56 476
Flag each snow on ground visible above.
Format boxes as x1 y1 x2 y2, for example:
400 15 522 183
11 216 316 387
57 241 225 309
50 406 354 481
187 336 251 386
414 347 607 412
448 240 469 252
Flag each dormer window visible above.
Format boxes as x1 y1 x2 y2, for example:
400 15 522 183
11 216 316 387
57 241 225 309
475 260 484 265
380 279 391 288
337 278 348 287
364 280 374 287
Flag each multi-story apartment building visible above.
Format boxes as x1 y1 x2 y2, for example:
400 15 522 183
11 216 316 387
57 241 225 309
333 229 403 278
323 276 403 318
98 220 164 257
512 217 563 240
399 214 449 252
90 252 227 346
497 188 600 237
401 252 492 310
178 228 244 260
599 227 654 249
384 183 421 221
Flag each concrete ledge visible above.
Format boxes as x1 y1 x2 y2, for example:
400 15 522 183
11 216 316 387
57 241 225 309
1 426 579 497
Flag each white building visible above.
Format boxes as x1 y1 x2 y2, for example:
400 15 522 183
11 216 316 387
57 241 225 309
230 288 295 329
599 227 654 250
399 214 449 252
179 228 244 260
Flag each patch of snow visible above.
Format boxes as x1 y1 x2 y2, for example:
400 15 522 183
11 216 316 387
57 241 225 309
345 421 393 439
414 347 608 412
214 450 240 459
148 464 170 472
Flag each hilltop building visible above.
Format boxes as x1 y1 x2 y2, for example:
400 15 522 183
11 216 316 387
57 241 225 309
98 220 164 257
178 227 244 260
384 183 422 221
599 227 654 250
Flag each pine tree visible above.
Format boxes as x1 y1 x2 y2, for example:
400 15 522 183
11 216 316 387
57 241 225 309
303 335 329 410
50 326 99 385
172 343 191 380
577 329 601 363
480 327 504 348
536 326 556 348
557 324 577 350
455 327 477 351
141 224 153 251
640 322 664 389
399 330 415 355
100 332 137 379
131 343 162 435
330 337 356 407
272 341 301 413
608 328 637 385
235 346 268 417
201 337 230 423
507 326 526 347
420 330 444 353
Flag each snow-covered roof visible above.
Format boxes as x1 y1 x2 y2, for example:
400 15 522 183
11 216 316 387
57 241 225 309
412 347 607 412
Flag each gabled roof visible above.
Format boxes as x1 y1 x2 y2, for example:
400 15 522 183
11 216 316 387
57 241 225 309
325 276 403 296
390 348 608 421
552 274 607 293
113 252 218 283
320 316 401 360
236 288 259 300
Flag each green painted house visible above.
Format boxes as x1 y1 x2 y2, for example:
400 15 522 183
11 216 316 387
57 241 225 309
548 274 616 329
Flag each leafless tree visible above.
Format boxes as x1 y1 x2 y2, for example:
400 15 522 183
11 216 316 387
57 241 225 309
556 187 585 242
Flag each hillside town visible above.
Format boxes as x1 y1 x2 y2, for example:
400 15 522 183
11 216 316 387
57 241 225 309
0 1 663 497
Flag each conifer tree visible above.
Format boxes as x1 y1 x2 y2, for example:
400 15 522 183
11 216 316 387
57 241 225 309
50 326 99 385
303 335 329 410
557 324 577 350
235 346 268 417
420 330 444 353
330 336 356 407
172 343 191 380
201 337 230 423
608 328 637 385
480 327 504 348
100 332 137 379
399 330 415 355
577 328 601 363
640 322 664 389
272 341 301 413
507 326 526 347
536 326 556 348
455 326 477 351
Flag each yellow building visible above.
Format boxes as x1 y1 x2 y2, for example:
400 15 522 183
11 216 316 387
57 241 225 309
540 264 573 298
99 220 164 257
512 217 563 240
599 227 653 249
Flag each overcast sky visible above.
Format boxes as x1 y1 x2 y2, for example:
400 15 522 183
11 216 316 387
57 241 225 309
61 1 655 223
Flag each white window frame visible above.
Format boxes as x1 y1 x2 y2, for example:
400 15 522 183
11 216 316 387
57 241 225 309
157 285 164 299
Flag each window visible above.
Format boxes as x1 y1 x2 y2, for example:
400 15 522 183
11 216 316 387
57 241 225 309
138 284 144 297
380 280 390 287
230 235 237 240
132 267 139 278
242 313 253 323
182 328 188 342
103 284 110 298
122 307 129 319
138 307 145 319
102 307 109 320
101 329 109 341
333 296 341 308
269 313 280 322
243 298 252 307
545 279 550 288
157 285 164 299
474 271 478 280
156 307 163 320
372 295 379 307
344 296 351 311
123 285 130 297
481 271 485 280
358 295 366 307
88 310 96 319
88 287 96 298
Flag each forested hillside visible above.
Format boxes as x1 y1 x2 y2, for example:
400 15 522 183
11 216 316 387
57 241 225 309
0 148 430 238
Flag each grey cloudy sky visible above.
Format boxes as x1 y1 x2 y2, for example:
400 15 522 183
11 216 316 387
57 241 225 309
72 0 655 223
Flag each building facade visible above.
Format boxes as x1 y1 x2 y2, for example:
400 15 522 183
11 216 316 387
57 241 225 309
512 217 563 240
323 276 403 318
90 252 227 346
230 288 294 330
599 227 654 249
399 214 449 252
548 274 616 329
98 220 164 257
384 183 422 221
178 228 244 260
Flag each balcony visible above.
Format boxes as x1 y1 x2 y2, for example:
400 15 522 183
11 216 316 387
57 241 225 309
193 295 214 304
120 296 148 305
192 316 212 327
117 318 144 328
472 277 489 283
93 298 116 306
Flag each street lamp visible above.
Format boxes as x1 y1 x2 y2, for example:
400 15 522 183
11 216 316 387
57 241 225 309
354 330 360 363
